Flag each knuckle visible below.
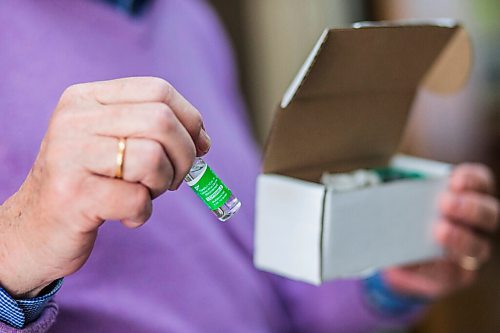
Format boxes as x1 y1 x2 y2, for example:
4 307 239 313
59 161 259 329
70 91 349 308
49 112 73 132
61 85 78 100
157 159 174 193
192 113 203 136
143 140 164 169
180 145 196 178
170 148 195 190
60 83 85 103
50 176 68 197
148 77 174 102
161 81 174 103
153 106 176 133
49 173 79 206
47 111 87 141
188 143 196 162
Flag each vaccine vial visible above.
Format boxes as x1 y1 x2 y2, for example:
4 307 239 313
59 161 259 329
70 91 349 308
185 157 241 222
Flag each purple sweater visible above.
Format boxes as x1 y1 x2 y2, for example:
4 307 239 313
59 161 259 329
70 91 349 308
0 0 419 331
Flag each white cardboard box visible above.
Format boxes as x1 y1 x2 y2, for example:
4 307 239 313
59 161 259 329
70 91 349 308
255 155 450 285
254 21 472 285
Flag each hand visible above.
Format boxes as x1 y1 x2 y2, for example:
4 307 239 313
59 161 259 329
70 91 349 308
383 164 498 299
0 77 211 298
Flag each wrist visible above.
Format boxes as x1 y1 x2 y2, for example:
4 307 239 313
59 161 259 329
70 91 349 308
0 260 53 298
0 199 52 298
362 271 429 316
4 282 53 299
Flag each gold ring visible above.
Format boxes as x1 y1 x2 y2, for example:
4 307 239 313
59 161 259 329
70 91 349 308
115 138 127 179
459 255 481 271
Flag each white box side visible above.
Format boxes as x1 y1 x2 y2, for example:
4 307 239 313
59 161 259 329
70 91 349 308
322 178 446 280
254 174 325 284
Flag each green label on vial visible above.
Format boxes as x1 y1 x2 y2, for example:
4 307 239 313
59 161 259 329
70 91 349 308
189 166 232 210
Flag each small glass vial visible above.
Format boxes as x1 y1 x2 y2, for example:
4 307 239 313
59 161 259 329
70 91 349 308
184 157 241 222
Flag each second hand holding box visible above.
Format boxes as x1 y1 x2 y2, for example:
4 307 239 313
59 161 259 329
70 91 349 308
254 20 472 285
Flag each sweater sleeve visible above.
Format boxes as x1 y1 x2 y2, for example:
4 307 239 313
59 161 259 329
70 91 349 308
0 302 58 333
274 277 426 333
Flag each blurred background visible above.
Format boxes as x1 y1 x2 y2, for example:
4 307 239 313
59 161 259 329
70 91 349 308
209 0 500 332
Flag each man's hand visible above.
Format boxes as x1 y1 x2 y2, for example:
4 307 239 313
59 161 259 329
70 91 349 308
0 77 211 298
384 164 498 298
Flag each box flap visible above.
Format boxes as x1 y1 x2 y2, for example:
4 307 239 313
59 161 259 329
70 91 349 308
263 22 471 182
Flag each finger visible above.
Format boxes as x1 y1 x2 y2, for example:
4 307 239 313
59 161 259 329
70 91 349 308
80 136 174 198
80 175 152 231
121 138 174 198
75 77 210 155
383 262 454 298
450 164 496 195
384 264 446 298
434 220 491 264
384 261 476 299
82 103 196 189
439 192 499 232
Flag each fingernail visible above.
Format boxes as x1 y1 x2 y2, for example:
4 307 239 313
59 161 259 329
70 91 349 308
172 182 182 191
170 177 183 191
197 129 211 155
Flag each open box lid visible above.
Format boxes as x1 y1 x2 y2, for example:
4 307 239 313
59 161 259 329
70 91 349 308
262 20 471 182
